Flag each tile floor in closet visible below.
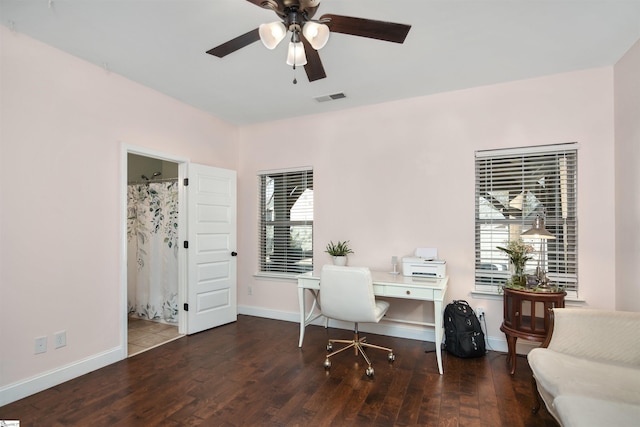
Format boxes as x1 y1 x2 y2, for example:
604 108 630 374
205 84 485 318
127 317 183 356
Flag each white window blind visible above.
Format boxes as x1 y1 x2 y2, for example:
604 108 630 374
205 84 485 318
475 143 578 298
258 168 313 275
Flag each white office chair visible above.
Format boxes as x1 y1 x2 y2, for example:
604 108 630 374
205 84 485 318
320 265 395 377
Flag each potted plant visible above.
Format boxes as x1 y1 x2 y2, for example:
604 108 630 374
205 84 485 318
325 240 354 266
497 238 534 288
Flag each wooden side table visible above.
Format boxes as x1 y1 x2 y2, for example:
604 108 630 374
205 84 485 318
500 287 566 375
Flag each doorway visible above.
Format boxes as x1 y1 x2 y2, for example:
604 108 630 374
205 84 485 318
121 145 238 358
125 150 185 356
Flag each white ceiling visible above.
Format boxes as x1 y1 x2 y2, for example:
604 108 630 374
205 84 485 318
2 1 640 126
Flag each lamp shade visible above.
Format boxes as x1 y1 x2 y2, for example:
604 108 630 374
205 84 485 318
521 216 556 239
302 21 330 50
259 21 287 49
286 41 307 66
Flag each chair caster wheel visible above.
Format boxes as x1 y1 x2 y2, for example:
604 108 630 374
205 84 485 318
326 343 333 352
366 366 374 377
324 358 331 369
388 352 396 362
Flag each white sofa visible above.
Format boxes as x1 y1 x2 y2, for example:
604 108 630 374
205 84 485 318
528 308 640 427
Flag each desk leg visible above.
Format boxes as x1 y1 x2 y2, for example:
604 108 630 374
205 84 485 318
298 287 306 348
434 300 444 375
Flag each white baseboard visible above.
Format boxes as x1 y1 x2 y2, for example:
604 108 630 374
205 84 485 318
237 304 528 354
486 336 508 353
238 304 434 341
0 346 124 406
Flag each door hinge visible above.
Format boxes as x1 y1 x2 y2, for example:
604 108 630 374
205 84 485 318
183 303 189 311
183 241 189 249
183 178 189 186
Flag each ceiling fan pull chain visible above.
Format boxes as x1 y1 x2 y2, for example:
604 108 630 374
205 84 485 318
292 41 298 84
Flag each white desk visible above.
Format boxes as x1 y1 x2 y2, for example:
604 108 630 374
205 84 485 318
297 270 449 375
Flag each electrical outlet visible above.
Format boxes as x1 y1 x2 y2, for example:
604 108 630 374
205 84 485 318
34 336 47 354
54 331 67 349
248 286 253 296
476 307 485 319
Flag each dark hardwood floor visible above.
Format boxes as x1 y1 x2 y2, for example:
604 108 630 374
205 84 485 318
0 315 558 426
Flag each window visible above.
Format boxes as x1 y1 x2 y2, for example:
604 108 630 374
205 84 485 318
258 168 313 276
475 143 578 298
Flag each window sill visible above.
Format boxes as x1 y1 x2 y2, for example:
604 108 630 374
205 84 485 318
253 272 300 282
469 291 504 301
470 290 587 304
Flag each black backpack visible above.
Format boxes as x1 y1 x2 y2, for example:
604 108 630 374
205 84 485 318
444 300 486 358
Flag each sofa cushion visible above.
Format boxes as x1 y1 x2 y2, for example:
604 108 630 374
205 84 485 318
528 348 640 406
553 396 640 427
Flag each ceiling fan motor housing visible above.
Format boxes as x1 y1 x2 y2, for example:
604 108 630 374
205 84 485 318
259 0 321 20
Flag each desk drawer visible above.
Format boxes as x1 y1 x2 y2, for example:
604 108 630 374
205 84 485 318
379 285 435 300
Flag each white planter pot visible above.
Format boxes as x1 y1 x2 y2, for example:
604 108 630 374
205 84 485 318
333 256 347 266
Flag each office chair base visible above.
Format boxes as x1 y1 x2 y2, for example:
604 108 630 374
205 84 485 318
324 334 394 377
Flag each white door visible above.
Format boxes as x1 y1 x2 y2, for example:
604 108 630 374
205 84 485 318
186 163 237 335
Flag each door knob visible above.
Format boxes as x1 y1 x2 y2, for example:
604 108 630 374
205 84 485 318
231 251 238 256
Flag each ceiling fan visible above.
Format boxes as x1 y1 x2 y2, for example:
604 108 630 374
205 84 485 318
207 0 411 83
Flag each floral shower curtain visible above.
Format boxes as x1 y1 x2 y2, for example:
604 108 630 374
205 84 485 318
127 181 179 323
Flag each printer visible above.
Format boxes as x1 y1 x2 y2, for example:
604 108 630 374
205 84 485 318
402 248 447 278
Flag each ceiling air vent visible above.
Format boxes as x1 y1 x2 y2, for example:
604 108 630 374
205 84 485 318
314 92 347 103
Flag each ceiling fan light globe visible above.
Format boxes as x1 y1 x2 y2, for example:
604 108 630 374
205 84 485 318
286 41 307 66
259 21 286 49
302 22 330 50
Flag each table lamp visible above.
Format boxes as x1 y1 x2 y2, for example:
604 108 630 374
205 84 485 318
521 215 556 290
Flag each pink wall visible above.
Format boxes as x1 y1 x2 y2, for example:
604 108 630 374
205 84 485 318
2 23 631 403
614 39 640 311
237 67 617 339
0 26 238 392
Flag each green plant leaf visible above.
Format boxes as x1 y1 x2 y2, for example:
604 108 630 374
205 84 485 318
324 240 354 256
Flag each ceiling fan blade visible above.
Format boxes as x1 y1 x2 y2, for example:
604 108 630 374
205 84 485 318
206 28 261 58
301 36 326 82
320 14 411 44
